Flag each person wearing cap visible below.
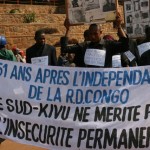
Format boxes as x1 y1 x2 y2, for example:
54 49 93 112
60 12 129 68
26 30 57 66
0 35 17 61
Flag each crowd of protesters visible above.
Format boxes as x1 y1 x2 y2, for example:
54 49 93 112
0 10 150 144
60 13 150 68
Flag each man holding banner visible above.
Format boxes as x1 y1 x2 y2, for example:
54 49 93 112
60 12 129 68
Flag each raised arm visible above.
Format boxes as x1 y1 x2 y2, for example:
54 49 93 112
115 12 127 38
64 18 70 37
60 17 82 54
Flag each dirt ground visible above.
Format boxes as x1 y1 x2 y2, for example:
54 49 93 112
0 140 47 150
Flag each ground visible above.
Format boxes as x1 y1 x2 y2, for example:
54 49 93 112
0 140 47 150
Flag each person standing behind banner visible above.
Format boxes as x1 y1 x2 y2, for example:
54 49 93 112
60 12 129 68
0 35 17 144
60 27 90 67
26 30 57 66
103 34 129 67
138 26 150 66
72 29 90 67
0 36 17 62
117 28 139 66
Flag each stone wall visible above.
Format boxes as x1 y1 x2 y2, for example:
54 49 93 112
0 4 65 14
0 4 124 57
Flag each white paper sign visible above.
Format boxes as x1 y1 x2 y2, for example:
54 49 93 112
124 50 135 62
31 56 48 66
84 49 106 66
112 55 122 67
138 42 150 56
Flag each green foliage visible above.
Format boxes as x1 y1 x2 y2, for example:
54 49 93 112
23 12 36 23
9 9 21 14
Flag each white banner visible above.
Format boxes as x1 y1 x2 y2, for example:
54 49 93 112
0 60 150 150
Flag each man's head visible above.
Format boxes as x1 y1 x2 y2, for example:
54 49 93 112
34 30 46 46
89 24 102 43
0 35 7 49
145 26 150 40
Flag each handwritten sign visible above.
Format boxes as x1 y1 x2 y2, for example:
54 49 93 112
112 54 122 67
124 50 135 62
31 56 48 66
84 49 106 66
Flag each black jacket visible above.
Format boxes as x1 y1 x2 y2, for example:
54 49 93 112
119 37 139 66
138 39 150 66
26 43 57 66
61 37 129 67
